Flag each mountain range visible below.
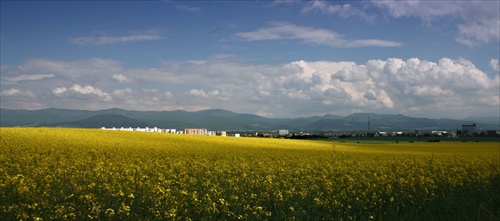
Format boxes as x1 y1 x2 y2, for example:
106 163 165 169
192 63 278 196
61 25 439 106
1 108 498 131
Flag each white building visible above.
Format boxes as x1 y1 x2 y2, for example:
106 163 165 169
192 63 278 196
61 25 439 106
278 129 289 136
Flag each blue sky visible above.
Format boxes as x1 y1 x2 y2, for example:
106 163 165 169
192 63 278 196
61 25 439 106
1 0 499 119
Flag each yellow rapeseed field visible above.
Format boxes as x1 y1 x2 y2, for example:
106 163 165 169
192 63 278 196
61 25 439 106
1 128 499 220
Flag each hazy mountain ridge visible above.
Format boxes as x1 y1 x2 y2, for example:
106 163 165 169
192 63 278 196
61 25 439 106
49 114 153 128
1 108 498 131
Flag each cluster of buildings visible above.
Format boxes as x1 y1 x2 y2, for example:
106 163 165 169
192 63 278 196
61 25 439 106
102 127 177 133
363 124 480 138
101 127 239 137
101 123 496 138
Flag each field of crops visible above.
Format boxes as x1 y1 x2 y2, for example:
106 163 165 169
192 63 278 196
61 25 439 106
1 128 499 220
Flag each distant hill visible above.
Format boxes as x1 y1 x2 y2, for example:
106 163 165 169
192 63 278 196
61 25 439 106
305 113 483 131
50 114 153 128
0 108 94 126
1 108 498 131
463 116 499 126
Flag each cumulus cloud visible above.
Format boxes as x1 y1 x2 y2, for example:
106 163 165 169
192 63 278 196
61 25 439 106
371 0 500 46
1 57 498 118
71 84 112 100
52 87 67 95
71 31 164 45
53 84 112 101
186 89 220 98
297 59 492 116
235 22 402 47
301 1 375 23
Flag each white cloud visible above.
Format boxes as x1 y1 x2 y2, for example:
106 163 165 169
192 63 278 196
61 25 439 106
235 22 402 47
176 5 201 12
19 57 121 73
112 88 134 96
6 74 54 82
345 39 401 47
71 31 164 45
268 0 301 7
53 84 112 101
112 74 129 83
70 84 112 100
371 0 459 21
1 57 498 118
253 57 498 117
371 0 500 46
490 59 499 72
164 91 173 99
301 1 375 23
1 88 20 96
52 87 67 95
186 89 219 98
143 89 159 93
1 88 35 97
11 58 125 86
